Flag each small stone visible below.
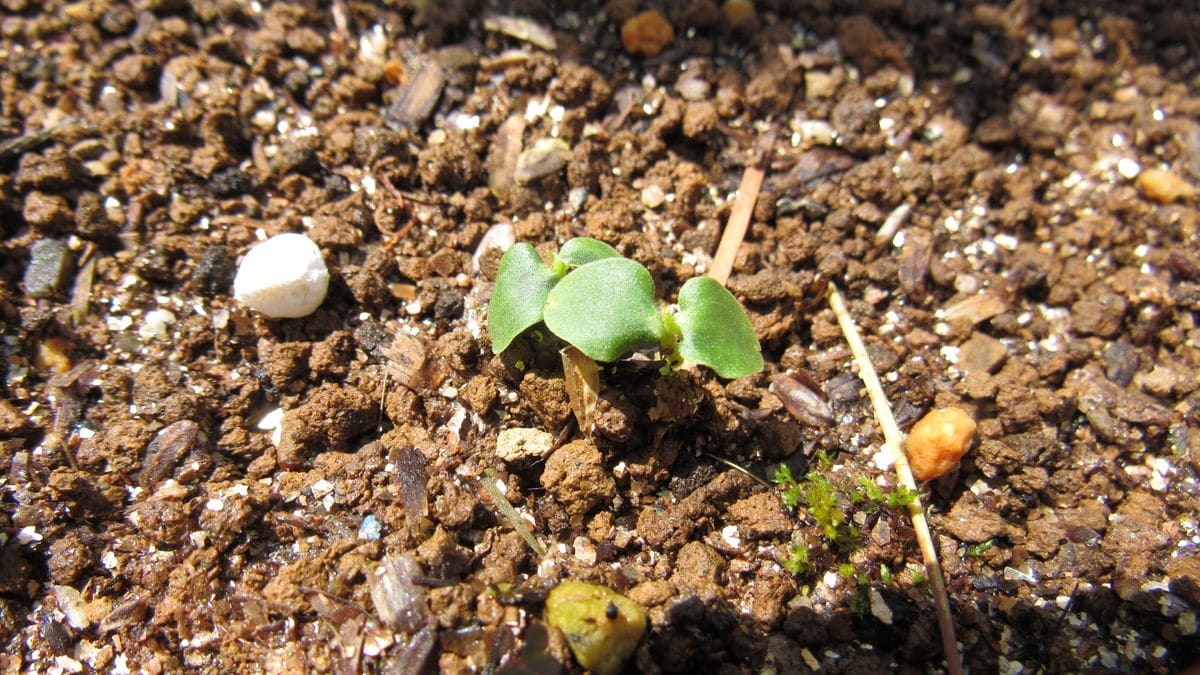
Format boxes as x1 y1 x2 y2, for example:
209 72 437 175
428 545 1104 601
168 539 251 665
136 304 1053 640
495 427 555 462
23 191 72 232
514 138 570 183
0 399 32 437
1103 341 1139 387
1072 288 1127 337
138 309 176 341
541 439 615 523
905 406 977 481
675 76 710 101
721 0 757 29
943 292 1007 327
545 581 646 675
1137 365 1179 398
1116 158 1141 180
620 10 673 57
1137 168 1195 204
868 588 893 625
958 332 1007 375
209 167 255 197
804 71 837 100
74 192 118 240
796 120 835 146
640 184 666 209
682 100 718 138
233 233 329 318
35 337 72 374
23 239 73 299
192 245 236 296
944 494 1009 542
111 53 158 89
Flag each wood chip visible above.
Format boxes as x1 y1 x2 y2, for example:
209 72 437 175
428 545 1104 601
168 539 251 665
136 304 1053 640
385 59 444 131
942 292 1006 326
482 14 557 51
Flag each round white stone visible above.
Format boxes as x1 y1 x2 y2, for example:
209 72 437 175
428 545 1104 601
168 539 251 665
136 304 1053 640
233 233 329 318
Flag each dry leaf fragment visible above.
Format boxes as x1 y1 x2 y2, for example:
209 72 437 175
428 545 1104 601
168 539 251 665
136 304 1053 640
562 346 600 435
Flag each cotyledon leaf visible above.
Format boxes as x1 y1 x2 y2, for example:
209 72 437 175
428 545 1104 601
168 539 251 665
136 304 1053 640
487 243 563 353
543 257 663 362
675 276 763 379
557 237 620 268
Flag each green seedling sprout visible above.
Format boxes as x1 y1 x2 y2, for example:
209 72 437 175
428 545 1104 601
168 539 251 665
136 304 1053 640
488 237 762 379
781 543 812 576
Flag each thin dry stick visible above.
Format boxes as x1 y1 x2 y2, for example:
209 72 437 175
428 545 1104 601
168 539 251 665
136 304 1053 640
480 469 547 558
707 130 776 286
828 282 962 675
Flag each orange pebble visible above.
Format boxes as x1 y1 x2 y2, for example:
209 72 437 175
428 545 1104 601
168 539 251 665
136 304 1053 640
621 10 673 58
1137 168 1196 204
383 61 406 86
904 407 976 481
722 0 757 29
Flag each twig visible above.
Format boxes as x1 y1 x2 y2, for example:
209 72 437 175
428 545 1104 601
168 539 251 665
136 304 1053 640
707 130 776 286
827 282 962 675
479 469 547 558
700 451 770 488
0 117 77 164
69 243 96 326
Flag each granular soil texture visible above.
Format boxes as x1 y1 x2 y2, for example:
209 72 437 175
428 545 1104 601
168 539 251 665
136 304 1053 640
1 1 1199 673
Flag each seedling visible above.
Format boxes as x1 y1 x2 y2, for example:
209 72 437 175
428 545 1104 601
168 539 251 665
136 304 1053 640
772 465 859 553
880 564 894 585
852 476 918 510
488 238 762 379
965 539 993 557
780 543 812 576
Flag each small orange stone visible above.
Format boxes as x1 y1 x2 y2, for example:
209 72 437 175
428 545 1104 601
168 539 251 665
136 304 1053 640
1137 168 1196 204
620 10 673 58
904 407 976 481
383 61 406 86
721 0 757 29
35 336 72 374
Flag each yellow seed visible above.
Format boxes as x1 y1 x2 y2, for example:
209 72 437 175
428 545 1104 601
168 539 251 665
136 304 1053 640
905 407 976 481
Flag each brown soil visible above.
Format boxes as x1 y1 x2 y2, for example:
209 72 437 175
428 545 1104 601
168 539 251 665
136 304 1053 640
2 1 1200 673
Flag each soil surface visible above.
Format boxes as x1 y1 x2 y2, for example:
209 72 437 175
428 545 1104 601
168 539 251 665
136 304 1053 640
2 1 1200 673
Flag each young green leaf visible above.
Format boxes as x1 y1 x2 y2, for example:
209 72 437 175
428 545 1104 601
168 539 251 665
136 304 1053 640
543 257 663 362
558 237 620 268
488 243 564 353
674 276 763 379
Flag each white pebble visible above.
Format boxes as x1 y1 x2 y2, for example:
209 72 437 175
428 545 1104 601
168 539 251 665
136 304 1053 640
1116 157 1141 180
233 233 329 318
641 184 666 209
675 76 710 101
472 223 516 273
797 120 835 146
138 309 176 340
